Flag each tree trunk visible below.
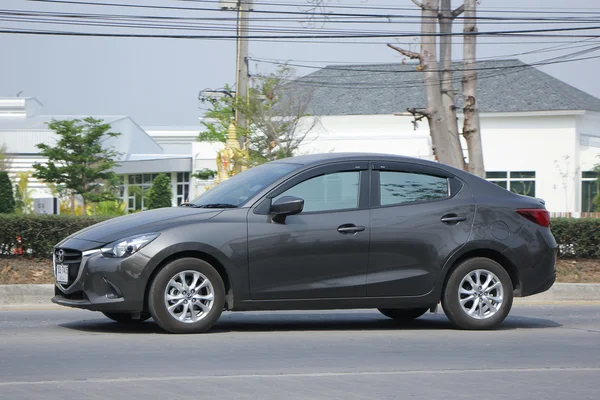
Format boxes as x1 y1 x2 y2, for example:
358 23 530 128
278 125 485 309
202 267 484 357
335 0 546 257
462 0 485 177
421 0 464 169
70 192 75 214
439 0 465 170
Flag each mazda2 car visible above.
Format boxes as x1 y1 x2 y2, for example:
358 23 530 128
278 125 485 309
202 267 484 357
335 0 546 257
52 153 557 333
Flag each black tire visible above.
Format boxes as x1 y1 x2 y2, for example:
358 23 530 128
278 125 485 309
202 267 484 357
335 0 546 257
148 258 225 334
102 312 151 324
378 308 429 322
442 257 513 330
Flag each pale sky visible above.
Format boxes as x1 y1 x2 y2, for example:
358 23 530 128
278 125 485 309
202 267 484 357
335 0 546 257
1 0 599 126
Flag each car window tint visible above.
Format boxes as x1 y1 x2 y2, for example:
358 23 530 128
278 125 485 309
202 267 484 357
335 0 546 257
380 171 448 206
274 171 360 212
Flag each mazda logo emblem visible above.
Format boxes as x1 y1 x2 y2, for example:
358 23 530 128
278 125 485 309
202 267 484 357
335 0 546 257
57 249 64 263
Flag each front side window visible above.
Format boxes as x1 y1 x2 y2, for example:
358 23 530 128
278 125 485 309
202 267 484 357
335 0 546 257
274 171 360 213
380 171 448 206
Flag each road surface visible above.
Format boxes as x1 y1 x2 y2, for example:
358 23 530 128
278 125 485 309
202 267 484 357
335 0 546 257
1 304 599 399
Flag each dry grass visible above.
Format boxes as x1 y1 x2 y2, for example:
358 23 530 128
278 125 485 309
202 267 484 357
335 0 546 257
556 259 600 283
1 256 600 285
0 256 54 285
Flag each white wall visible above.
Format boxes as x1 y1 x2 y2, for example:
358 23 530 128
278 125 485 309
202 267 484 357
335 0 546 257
478 113 579 212
297 114 434 160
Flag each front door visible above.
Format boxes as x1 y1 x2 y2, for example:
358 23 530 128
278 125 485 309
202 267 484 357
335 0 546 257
367 162 476 297
248 162 370 300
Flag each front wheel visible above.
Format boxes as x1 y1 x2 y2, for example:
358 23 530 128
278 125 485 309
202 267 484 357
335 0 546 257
378 308 429 322
148 258 225 334
442 257 513 330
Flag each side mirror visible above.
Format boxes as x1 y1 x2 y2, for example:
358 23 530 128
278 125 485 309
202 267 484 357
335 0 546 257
270 196 304 223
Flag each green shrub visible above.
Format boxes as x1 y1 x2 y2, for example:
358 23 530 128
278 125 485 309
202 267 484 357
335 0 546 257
0 214 111 257
550 218 600 259
0 171 15 214
148 173 172 209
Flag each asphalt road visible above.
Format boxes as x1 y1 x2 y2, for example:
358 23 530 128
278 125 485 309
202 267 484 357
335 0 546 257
1 304 599 400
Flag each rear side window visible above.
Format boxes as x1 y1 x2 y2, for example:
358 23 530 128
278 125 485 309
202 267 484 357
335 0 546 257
380 171 449 206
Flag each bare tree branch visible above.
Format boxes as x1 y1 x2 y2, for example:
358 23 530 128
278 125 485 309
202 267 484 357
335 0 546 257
407 108 429 130
451 4 465 18
411 0 424 9
387 44 422 60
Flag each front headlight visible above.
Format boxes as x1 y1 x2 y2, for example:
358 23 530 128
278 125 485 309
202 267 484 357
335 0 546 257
101 233 160 258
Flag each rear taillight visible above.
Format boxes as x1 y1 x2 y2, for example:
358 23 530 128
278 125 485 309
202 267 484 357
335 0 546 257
516 208 550 227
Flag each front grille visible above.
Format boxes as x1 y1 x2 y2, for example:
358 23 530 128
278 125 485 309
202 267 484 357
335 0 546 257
54 248 82 287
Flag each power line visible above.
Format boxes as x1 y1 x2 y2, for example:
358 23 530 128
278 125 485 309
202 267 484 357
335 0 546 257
7 9 600 25
28 0 600 20
2 23 600 39
248 47 600 82
247 39 600 65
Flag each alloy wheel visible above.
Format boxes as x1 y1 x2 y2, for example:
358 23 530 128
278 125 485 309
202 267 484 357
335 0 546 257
458 269 504 320
164 270 215 323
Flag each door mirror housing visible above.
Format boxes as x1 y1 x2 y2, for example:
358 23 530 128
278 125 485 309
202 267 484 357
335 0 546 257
270 196 304 223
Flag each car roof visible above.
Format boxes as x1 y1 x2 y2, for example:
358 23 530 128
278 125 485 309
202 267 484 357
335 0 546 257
274 152 465 174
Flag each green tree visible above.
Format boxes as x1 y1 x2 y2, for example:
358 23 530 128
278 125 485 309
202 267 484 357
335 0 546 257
14 171 34 214
0 143 11 172
32 118 121 212
199 66 318 167
147 173 172 209
0 171 15 214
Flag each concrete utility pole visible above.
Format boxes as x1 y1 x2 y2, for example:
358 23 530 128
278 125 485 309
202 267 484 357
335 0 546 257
235 0 250 144
219 1 251 148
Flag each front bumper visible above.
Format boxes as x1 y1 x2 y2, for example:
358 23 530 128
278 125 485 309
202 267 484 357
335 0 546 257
52 245 150 313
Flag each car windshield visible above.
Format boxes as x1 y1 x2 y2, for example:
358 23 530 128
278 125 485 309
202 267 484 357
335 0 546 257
187 162 301 208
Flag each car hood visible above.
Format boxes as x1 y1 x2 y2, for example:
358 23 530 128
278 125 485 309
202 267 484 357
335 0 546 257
58 207 223 246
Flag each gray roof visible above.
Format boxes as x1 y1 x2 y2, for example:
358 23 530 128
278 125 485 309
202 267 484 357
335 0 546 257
292 59 600 115
0 115 127 130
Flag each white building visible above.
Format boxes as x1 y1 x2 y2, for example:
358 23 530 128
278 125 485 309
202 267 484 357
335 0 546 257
2 59 600 214
286 59 600 214
0 98 198 211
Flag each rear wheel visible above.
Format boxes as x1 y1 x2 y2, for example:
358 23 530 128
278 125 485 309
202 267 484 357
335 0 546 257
102 312 151 324
378 307 429 322
148 258 225 334
442 257 513 330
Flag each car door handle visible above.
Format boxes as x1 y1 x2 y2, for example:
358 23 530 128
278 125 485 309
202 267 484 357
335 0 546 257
440 215 467 224
337 224 366 234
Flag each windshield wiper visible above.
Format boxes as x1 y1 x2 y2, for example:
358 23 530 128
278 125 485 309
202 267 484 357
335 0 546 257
179 202 238 209
196 203 238 209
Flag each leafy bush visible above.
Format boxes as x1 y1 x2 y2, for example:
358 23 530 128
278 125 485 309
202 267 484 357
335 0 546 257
148 173 172 209
0 214 111 257
0 171 15 214
550 218 600 258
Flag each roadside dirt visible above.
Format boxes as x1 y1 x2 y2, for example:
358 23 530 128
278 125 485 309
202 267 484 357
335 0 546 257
1 256 600 285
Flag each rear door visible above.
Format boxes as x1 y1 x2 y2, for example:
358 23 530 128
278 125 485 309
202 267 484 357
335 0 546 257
367 161 475 297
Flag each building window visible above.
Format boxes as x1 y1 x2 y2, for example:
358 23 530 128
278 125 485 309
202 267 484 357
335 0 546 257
582 171 599 212
176 172 190 206
486 171 536 197
127 173 158 211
